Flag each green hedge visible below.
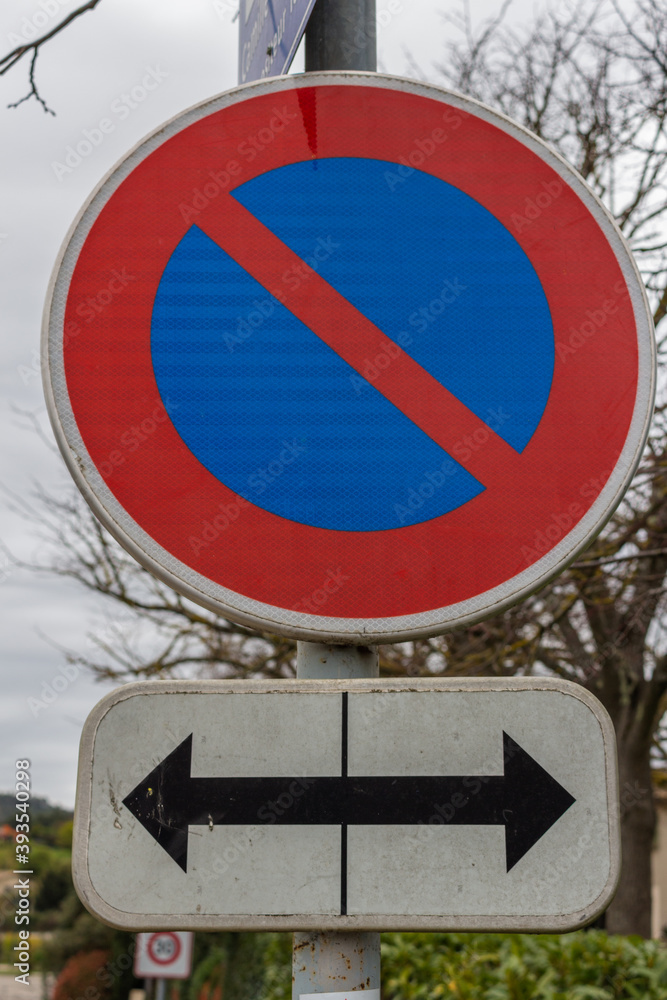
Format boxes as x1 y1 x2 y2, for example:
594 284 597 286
254 931 667 1000
380 932 667 999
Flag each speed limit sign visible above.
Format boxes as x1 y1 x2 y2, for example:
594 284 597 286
133 931 193 979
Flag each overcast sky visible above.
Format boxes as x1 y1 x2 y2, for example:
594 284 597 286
0 0 541 809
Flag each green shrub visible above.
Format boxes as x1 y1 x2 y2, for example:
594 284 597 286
257 934 292 1000
1 932 44 967
252 931 667 1000
380 932 667 1000
52 949 113 1000
188 947 228 1000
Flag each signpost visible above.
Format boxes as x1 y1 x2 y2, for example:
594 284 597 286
72 678 619 932
43 73 655 645
47 3 654 988
238 0 318 83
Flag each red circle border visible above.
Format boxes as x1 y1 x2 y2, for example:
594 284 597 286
56 78 647 626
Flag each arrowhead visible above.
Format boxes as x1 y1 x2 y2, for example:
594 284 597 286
502 731 576 872
122 734 194 872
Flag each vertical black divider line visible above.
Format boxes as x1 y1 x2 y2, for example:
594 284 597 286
341 691 349 777
341 691 348 915
340 824 348 916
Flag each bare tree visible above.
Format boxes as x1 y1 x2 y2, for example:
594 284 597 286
5 0 667 937
0 1 103 114
426 0 667 938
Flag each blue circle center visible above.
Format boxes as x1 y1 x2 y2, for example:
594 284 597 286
151 157 554 531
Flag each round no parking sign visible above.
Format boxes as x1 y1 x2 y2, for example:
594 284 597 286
44 73 655 642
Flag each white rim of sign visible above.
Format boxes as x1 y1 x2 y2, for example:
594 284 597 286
43 72 656 645
72 676 620 933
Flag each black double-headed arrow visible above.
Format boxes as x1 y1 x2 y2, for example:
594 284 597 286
123 730 575 875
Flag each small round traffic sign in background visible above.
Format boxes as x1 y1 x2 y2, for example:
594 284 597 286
44 73 655 643
147 932 181 965
133 931 193 979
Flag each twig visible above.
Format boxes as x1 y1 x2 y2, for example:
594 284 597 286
573 548 667 568
0 0 103 114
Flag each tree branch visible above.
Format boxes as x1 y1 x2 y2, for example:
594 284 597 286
1 0 103 113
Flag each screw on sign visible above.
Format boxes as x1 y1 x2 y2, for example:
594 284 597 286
43 74 655 643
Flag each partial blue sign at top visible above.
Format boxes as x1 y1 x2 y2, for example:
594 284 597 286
238 0 318 84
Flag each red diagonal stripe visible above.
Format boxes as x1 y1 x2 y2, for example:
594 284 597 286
196 194 523 489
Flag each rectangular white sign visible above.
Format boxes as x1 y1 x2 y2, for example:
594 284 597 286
72 678 619 932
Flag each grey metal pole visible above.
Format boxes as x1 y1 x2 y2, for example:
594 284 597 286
155 980 167 1000
293 931 381 996
295 642 378 679
293 644 381 997
305 0 377 73
293 5 381 995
